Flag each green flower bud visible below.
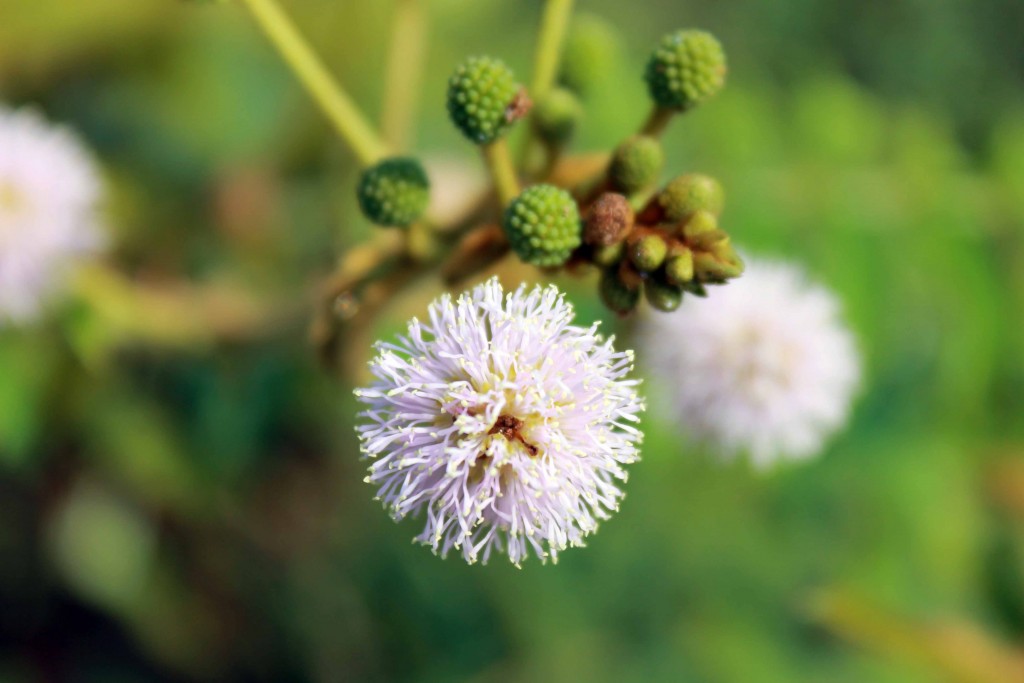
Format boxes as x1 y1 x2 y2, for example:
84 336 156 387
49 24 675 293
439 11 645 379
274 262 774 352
599 267 640 315
592 242 624 267
503 184 582 267
660 174 724 222
584 192 634 246
645 30 727 111
558 14 620 98
645 277 684 312
679 209 720 239
356 157 430 227
447 56 523 145
610 136 664 194
664 247 694 285
533 87 583 145
688 228 730 252
628 232 668 272
694 250 744 281
682 279 708 297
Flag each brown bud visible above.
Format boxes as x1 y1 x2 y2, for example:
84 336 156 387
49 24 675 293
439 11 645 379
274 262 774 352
584 192 634 246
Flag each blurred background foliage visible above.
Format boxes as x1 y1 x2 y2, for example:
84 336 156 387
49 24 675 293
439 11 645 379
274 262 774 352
0 0 1023 681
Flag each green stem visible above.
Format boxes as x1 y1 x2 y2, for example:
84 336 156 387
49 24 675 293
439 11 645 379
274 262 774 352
529 0 575 102
239 0 388 166
381 0 428 149
518 0 575 174
482 140 521 206
640 105 675 138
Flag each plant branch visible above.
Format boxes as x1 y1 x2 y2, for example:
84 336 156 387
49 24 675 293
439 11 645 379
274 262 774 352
239 0 388 166
380 0 428 149
482 140 521 206
529 0 575 103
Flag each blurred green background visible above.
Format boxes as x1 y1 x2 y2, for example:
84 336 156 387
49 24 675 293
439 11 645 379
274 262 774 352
1 0 1023 680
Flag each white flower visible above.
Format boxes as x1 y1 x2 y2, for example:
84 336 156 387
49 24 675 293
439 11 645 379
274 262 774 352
0 105 104 324
355 278 644 566
640 258 860 465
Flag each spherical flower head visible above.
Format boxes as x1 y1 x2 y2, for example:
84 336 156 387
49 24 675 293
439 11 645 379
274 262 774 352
354 278 645 565
503 184 582 267
639 258 860 466
447 56 521 145
558 13 620 98
0 106 104 325
644 30 726 111
356 156 430 228
610 136 664 195
532 87 583 145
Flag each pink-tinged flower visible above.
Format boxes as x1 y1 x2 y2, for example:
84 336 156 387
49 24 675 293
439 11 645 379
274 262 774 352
355 278 644 565
0 105 104 324
640 258 860 465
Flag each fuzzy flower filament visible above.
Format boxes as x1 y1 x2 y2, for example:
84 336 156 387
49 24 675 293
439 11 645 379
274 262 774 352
355 279 644 565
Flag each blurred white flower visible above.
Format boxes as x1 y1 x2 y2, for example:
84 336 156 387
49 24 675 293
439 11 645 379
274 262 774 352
640 258 860 465
355 278 644 565
0 105 104 324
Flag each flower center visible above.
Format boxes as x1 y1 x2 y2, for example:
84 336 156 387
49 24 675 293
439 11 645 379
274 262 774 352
487 414 539 456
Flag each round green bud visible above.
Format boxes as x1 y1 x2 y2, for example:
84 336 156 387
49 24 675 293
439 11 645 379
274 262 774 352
503 184 582 267
645 277 684 312
558 14 620 98
533 87 583 145
610 136 664 194
447 56 522 145
599 268 640 315
660 174 724 222
356 157 430 227
644 30 726 111
680 209 720 240
585 192 633 246
592 242 624 267
628 232 668 272
664 248 694 285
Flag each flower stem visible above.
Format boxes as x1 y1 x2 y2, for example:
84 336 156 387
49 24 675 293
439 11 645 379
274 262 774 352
518 0 575 175
482 140 521 206
380 0 428 149
529 0 575 103
640 105 675 138
239 0 388 166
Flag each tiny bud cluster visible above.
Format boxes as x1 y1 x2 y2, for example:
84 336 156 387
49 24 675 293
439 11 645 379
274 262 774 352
644 30 727 111
503 184 582 267
446 56 521 145
356 157 430 227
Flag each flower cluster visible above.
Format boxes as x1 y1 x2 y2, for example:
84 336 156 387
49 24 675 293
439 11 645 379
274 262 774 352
354 279 644 565
0 105 103 324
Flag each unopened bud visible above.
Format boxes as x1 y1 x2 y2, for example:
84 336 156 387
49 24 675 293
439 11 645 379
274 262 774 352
660 174 724 222
585 193 634 246
628 232 668 272
610 136 664 194
599 267 640 315
592 242 624 267
664 247 694 284
645 277 684 312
